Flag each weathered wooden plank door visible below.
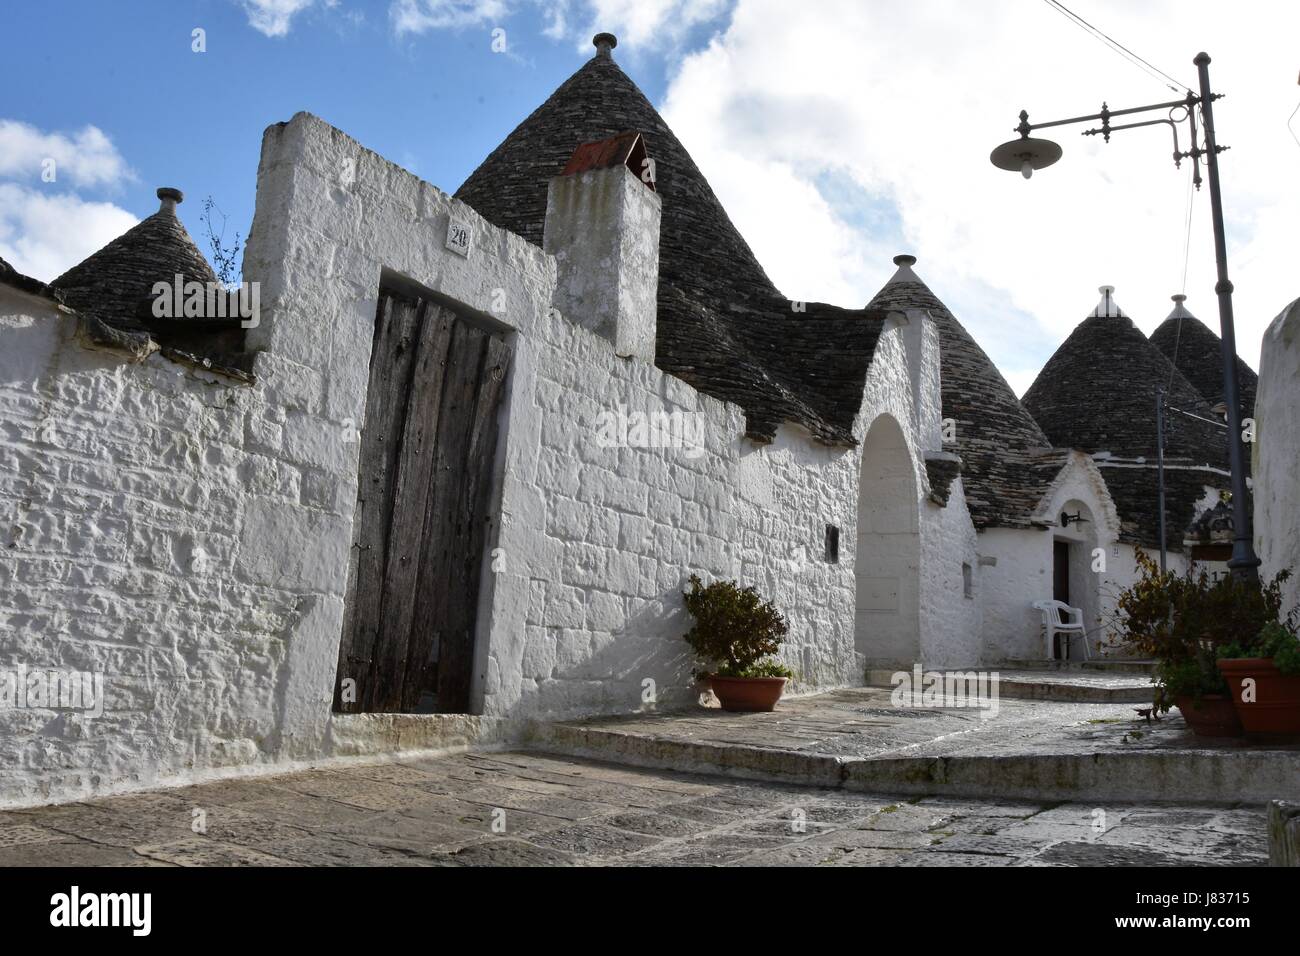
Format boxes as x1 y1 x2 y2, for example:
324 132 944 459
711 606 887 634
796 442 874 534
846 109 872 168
334 290 511 713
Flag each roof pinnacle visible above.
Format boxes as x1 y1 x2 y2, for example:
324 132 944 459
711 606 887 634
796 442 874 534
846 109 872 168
593 33 617 58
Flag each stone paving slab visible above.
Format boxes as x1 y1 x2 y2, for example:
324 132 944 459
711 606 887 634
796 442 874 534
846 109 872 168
0 750 1270 867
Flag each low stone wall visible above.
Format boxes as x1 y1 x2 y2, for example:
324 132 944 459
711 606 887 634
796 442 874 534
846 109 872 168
1269 800 1299 867
1255 297 1300 613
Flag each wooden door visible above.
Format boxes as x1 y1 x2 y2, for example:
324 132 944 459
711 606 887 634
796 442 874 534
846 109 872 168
334 290 511 714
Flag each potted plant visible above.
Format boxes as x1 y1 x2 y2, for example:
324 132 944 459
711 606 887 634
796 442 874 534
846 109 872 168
1155 654 1241 738
1107 550 1291 737
1217 620 1300 738
682 574 793 712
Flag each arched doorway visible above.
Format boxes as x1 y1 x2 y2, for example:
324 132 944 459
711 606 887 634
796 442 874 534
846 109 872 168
854 414 921 667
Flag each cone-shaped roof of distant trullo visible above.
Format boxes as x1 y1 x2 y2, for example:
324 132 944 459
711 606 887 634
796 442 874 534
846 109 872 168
52 187 219 332
1023 288 1232 550
1023 287 1226 466
1149 294 1257 416
455 35 888 444
867 255 1063 530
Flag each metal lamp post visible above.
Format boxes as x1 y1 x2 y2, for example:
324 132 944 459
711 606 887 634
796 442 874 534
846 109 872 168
991 51 1260 582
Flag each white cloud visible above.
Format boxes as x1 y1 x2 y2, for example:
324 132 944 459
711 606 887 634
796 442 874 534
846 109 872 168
0 184 138 283
388 0 728 52
658 0 1299 388
240 0 317 37
572 0 729 53
0 120 134 190
540 0 570 40
391 0 510 35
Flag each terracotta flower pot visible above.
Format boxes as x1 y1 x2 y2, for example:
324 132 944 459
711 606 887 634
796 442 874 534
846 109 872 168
1173 694 1243 738
708 675 787 712
1216 657 1300 738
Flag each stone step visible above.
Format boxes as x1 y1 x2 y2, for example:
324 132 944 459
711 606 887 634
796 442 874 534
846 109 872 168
534 724 1300 806
864 668 1156 704
1002 658 1157 675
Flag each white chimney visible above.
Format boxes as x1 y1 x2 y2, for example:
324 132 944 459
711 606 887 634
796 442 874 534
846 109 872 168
543 157 661 363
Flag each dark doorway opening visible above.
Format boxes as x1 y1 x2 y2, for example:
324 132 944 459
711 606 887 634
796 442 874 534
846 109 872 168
333 289 512 715
1052 540 1072 659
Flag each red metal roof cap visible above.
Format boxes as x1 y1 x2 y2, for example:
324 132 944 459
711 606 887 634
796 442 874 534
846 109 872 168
559 131 654 190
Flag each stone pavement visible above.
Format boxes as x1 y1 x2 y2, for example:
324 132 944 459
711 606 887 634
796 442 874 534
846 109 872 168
0 750 1269 867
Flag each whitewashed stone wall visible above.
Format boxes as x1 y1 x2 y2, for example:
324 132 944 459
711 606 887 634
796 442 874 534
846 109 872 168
0 112 559 806
494 302 961 717
0 110 978 804
1255 298 1300 615
920 476 982 668
0 283 320 807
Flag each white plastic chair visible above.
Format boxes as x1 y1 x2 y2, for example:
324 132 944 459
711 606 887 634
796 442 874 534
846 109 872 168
1032 600 1091 660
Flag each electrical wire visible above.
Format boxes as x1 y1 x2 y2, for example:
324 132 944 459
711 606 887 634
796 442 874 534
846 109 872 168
1167 405 1228 429
1165 162 1196 395
1041 0 1190 94
1289 99 1300 151
1179 163 1196 296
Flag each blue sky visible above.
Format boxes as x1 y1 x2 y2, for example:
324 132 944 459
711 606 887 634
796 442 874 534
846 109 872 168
0 0 702 271
3 1 1293 393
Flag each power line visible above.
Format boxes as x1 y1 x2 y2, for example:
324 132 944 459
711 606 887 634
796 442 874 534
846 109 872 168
1041 0 1190 94
1179 164 1196 296
1168 404 1228 429
1289 99 1300 152
1166 162 1195 395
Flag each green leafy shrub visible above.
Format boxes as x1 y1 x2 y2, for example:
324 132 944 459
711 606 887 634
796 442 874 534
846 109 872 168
1106 549 1293 711
1220 620 1300 676
1155 654 1225 706
681 574 792 680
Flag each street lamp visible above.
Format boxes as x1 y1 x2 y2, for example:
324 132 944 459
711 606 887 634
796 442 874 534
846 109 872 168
992 51 1260 582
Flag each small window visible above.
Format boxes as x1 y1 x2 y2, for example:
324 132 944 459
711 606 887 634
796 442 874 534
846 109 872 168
824 525 840 564
962 562 974 599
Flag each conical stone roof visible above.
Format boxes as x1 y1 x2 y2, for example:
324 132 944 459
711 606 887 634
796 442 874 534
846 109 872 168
52 187 218 332
455 37 886 444
867 257 1061 530
1149 294 1257 416
1022 287 1232 550
1022 287 1226 465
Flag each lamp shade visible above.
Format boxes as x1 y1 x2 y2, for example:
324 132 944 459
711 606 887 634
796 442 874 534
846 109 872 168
990 136 1063 173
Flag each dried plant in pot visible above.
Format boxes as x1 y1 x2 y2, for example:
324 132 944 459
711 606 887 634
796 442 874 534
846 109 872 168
682 574 793 712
